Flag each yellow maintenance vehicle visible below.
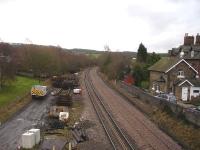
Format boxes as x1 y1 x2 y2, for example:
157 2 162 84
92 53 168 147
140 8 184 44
31 85 48 99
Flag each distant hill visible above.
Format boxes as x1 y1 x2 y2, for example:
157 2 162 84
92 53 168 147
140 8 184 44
4 42 168 58
66 48 167 58
65 48 103 54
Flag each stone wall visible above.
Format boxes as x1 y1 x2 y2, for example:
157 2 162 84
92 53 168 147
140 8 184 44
119 81 200 127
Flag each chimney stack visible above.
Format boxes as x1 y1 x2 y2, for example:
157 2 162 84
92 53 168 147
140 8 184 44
184 33 194 45
195 33 200 45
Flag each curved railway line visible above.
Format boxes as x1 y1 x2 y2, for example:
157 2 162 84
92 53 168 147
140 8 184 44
84 69 137 150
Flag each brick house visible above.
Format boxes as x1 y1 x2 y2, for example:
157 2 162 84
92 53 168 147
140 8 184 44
148 33 200 101
168 33 200 74
148 57 200 101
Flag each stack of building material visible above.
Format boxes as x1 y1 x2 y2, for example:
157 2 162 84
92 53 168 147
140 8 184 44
56 90 72 106
71 128 88 143
21 128 41 149
62 80 74 90
65 74 79 88
71 122 89 145
52 76 65 88
29 129 40 144
22 132 35 149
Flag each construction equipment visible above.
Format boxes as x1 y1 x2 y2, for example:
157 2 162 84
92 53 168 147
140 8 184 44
31 85 48 99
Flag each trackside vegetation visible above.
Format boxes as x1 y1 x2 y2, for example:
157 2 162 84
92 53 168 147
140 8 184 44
98 43 161 88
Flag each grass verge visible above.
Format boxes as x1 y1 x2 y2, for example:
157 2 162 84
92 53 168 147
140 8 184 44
0 76 40 123
0 76 39 107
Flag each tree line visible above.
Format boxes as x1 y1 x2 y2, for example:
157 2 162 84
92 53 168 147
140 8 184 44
98 43 161 89
0 43 94 88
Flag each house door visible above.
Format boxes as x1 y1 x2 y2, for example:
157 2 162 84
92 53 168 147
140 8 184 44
182 87 188 101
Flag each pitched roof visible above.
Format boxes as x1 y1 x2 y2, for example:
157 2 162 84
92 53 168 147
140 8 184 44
148 57 180 72
178 80 194 86
178 79 200 87
169 45 200 57
184 52 200 59
148 57 198 74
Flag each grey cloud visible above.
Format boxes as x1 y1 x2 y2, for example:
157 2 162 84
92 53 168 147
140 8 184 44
151 36 182 52
127 0 200 36
127 5 178 33
127 0 200 52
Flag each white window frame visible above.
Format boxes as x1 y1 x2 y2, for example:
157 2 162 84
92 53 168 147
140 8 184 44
177 70 185 78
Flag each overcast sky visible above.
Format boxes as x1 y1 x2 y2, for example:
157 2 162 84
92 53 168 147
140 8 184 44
0 0 200 52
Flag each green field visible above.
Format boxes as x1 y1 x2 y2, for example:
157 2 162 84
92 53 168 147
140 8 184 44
86 53 101 58
0 76 39 107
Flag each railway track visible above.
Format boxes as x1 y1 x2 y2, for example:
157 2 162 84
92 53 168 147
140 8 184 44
89 68 182 150
84 70 136 150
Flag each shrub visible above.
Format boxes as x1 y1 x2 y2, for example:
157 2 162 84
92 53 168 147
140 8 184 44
141 81 149 89
190 96 200 106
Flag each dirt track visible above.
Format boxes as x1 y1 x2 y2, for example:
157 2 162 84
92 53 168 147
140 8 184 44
90 68 182 150
0 95 53 150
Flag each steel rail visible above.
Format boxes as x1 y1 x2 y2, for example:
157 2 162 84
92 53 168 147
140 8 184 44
84 70 117 150
85 69 136 150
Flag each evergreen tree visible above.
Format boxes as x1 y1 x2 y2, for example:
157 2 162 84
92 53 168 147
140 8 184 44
136 43 147 63
147 52 161 65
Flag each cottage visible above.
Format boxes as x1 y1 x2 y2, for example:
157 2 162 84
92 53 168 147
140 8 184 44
148 57 200 101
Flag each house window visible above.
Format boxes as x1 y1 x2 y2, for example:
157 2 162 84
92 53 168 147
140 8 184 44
193 90 199 93
177 70 185 78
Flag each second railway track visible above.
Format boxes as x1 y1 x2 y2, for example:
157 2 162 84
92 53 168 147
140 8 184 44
84 69 137 150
